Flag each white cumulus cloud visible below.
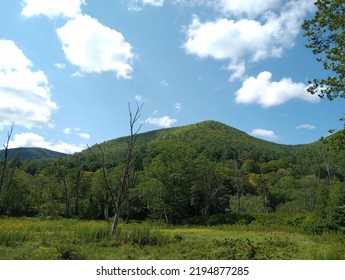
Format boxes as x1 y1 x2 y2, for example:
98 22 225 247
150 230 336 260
128 0 165 11
235 71 320 107
56 15 134 79
78 132 90 140
63 128 72 134
251 128 278 141
0 40 58 129
21 0 85 19
145 116 177 128
8 132 85 154
183 0 314 80
296 124 316 130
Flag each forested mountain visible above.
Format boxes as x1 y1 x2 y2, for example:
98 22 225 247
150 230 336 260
82 120 312 167
1 121 344 233
0 147 67 161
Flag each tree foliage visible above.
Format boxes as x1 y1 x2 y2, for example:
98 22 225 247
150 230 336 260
302 0 345 151
302 0 345 100
1 120 345 233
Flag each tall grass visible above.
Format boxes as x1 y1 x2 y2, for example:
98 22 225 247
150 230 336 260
115 223 171 246
0 218 111 259
0 217 344 260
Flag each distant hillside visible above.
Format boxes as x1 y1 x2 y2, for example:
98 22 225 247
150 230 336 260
2 120 339 224
81 120 319 167
0 147 67 161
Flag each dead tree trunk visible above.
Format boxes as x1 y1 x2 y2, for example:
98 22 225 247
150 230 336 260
0 123 14 195
88 103 143 235
112 102 142 234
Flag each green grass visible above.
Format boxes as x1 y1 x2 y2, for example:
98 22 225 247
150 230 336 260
0 217 344 260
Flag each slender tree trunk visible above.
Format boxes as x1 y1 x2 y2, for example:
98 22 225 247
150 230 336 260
323 150 333 186
74 170 82 216
0 124 14 195
259 168 269 213
62 178 70 218
104 189 110 222
233 156 242 214
111 211 120 235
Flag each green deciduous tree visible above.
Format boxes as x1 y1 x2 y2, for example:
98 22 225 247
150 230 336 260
302 0 345 100
141 141 196 224
302 1 345 151
191 157 230 216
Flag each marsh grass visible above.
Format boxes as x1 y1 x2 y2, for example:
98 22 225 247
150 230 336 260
0 217 344 260
115 223 171 246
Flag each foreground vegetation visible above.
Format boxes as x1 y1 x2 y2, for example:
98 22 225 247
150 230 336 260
1 216 344 260
1 121 345 259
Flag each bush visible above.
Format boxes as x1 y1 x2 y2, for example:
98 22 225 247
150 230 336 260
187 213 255 226
39 202 65 218
252 213 306 229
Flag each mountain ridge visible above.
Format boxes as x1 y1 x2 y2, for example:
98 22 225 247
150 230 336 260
80 120 320 167
0 120 320 162
0 147 67 161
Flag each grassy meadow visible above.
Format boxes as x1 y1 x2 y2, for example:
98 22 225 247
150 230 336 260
0 217 344 260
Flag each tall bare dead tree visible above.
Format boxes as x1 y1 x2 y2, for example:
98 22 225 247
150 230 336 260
0 123 15 195
112 102 143 233
88 103 143 234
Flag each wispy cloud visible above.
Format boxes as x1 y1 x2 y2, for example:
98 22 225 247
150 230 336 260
64 127 90 140
78 132 90 140
145 116 177 128
54 63 66 69
63 128 72 134
174 103 182 113
21 0 85 19
296 124 316 130
71 71 84 78
160 80 169 87
128 0 165 11
135 95 145 102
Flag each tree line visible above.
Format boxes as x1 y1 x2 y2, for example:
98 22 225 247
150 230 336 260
1 122 345 234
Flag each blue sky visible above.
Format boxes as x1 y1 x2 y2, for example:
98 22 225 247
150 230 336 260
0 0 344 154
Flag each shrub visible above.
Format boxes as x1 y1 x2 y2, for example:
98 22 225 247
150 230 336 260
187 213 255 226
